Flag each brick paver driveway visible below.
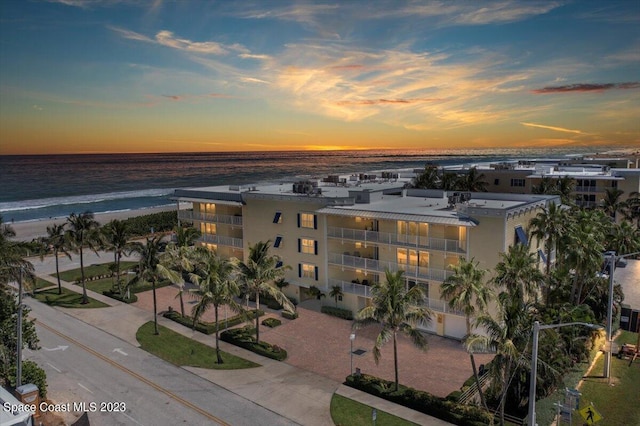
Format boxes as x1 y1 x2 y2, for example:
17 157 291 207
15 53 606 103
135 285 494 397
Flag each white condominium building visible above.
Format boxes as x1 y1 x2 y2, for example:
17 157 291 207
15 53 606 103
174 172 559 339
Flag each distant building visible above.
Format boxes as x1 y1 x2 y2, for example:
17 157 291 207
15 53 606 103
174 172 559 339
442 154 640 209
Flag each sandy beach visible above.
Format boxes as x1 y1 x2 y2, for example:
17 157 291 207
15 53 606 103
10 205 177 242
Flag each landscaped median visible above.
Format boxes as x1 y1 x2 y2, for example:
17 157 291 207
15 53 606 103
136 322 260 370
32 287 109 308
345 373 492 426
220 326 288 361
162 308 264 334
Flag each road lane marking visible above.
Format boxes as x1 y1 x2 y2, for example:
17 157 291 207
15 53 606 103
113 348 128 356
47 362 62 373
122 412 144 426
78 383 94 394
43 345 68 351
37 321 230 426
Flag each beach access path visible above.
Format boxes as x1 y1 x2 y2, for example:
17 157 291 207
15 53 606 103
27 249 459 426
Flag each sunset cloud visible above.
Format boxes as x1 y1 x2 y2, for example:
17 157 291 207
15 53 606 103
521 122 589 135
531 82 640 93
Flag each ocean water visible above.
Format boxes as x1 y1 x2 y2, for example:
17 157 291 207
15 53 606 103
0 148 598 223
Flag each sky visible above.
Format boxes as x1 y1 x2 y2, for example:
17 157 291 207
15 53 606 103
0 0 639 155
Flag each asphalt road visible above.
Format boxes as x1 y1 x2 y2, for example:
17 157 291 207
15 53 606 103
24 299 298 426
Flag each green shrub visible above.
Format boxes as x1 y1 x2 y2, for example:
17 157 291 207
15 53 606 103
102 290 138 304
8 361 48 399
118 211 178 237
282 310 298 320
321 306 353 320
261 318 282 328
220 326 287 361
345 373 492 426
163 310 263 334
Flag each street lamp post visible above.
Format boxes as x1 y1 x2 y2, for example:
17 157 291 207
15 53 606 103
349 333 356 375
604 251 615 379
528 321 602 426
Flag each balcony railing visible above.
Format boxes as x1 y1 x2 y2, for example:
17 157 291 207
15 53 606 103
199 233 244 248
328 252 454 282
327 226 465 253
575 186 601 193
178 210 243 226
322 279 461 314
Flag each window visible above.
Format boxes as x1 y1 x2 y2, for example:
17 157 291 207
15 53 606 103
299 263 318 280
299 238 317 254
299 213 317 229
273 212 282 224
515 225 529 246
494 178 500 185
276 260 283 268
274 236 283 248
200 223 216 234
510 178 525 187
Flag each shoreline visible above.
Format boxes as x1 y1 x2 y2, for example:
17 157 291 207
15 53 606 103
10 205 177 242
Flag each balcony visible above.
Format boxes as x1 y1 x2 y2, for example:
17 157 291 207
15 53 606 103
199 233 243 248
328 252 454 282
575 186 601 193
322 279 461 315
178 210 243 226
327 226 465 253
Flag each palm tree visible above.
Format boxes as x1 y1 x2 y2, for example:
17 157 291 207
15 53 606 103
607 220 640 256
621 191 640 226
601 188 625 220
353 269 432 391
236 241 293 343
528 202 567 302
163 244 205 316
0 216 34 287
493 244 544 303
563 210 607 304
101 219 132 297
554 176 576 205
174 225 201 247
129 236 182 335
532 176 556 195
190 250 243 364
466 293 532 426
459 167 488 192
329 285 343 307
440 172 459 191
41 223 71 295
441 257 491 410
66 211 100 304
412 165 440 189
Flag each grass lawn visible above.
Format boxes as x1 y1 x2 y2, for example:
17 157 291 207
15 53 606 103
34 277 56 291
136 321 260 370
330 394 419 426
56 261 137 282
33 287 109 308
572 331 640 426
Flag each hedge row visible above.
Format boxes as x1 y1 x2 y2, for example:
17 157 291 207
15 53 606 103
282 310 298 320
119 211 178 237
345 373 492 426
261 318 282 328
220 326 287 361
163 309 263 335
321 306 354 320
102 290 138 304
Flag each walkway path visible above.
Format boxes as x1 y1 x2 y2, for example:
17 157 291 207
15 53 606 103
28 251 477 425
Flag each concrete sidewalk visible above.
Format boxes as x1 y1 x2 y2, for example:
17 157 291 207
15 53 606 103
29 252 454 425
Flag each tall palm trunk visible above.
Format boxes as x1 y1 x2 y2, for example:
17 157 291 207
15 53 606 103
152 279 159 335
393 332 399 391
255 291 261 343
466 318 488 411
214 304 223 364
179 291 185 316
469 352 488 411
55 249 62 295
80 242 88 304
